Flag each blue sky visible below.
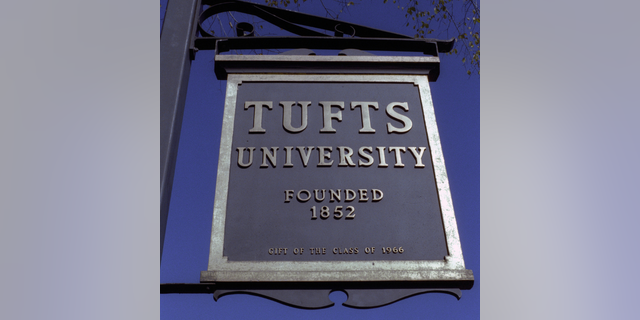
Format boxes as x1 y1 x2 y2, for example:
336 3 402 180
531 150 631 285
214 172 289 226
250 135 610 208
161 1 479 319
3 1 640 319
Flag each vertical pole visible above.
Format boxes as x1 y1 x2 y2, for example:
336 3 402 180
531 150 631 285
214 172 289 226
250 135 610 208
160 0 199 263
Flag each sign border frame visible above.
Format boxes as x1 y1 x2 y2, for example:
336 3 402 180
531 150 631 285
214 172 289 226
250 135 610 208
201 73 472 284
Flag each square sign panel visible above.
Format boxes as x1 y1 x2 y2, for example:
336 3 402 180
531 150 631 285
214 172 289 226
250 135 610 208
201 74 473 287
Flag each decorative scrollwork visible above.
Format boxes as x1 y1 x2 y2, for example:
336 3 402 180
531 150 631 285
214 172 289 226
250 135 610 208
195 0 454 53
192 0 455 62
212 288 462 309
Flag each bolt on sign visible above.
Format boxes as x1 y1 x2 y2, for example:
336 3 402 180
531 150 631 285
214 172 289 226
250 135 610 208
200 54 474 291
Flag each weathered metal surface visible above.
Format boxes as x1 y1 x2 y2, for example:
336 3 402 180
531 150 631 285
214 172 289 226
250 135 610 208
201 72 473 287
214 54 442 81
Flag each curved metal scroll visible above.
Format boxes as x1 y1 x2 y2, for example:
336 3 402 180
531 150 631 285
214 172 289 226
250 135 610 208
212 288 462 309
194 0 455 55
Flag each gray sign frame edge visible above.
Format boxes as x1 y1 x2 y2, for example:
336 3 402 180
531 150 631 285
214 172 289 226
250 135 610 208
200 73 473 284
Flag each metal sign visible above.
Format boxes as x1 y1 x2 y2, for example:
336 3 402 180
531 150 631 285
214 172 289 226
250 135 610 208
200 56 473 296
161 0 473 309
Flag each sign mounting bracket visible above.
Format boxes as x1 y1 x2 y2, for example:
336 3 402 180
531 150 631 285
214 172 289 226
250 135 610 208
190 0 455 58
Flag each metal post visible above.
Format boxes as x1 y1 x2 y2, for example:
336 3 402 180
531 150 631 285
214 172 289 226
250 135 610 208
160 0 199 262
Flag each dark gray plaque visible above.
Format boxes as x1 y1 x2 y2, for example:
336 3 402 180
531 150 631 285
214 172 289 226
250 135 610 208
223 82 447 261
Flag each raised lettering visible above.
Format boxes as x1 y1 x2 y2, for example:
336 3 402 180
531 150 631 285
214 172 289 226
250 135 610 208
358 189 369 202
319 101 344 133
388 146 406 167
296 146 315 167
337 146 356 167
283 146 294 167
376 147 388 167
284 190 295 202
314 189 326 202
260 147 278 168
281 101 309 133
386 102 413 133
345 189 356 202
330 189 341 202
297 190 311 202
245 101 272 133
408 147 427 168
351 101 378 133
237 147 255 168
372 189 384 201
358 146 374 167
317 146 333 166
